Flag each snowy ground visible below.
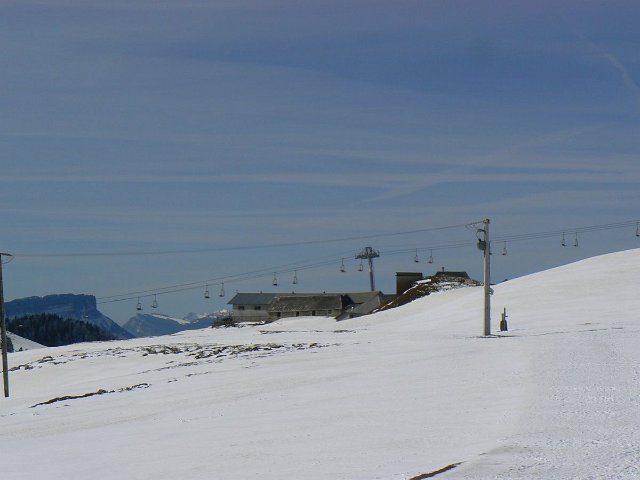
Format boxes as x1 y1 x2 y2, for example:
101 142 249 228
6 332 44 351
1 249 639 479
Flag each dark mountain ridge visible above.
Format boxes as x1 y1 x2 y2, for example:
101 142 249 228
5 294 134 340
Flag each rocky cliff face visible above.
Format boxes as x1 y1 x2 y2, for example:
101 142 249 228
5 294 134 340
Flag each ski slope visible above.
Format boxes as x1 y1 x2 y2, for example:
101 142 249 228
1 249 639 479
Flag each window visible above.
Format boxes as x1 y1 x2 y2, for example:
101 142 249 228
238 306 245 310
254 306 261 310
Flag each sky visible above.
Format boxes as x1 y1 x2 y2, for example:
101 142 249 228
1 0 639 325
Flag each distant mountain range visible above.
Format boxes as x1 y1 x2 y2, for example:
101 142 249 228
5 293 231 341
122 311 228 337
5 294 134 340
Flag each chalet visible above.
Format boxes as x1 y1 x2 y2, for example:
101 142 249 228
268 294 346 321
228 291 391 324
227 292 277 323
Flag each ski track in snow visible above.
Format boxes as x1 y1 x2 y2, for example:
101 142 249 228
453 324 640 479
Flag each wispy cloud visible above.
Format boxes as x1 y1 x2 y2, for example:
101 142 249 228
569 26 640 108
601 52 640 107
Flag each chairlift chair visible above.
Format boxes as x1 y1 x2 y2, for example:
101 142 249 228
204 285 210 299
414 249 420 263
272 273 278 286
428 249 434 264
340 259 346 273
151 294 158 309
219 282 225 297
136 297 143 311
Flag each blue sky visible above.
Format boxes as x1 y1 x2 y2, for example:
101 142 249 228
1 1 639 324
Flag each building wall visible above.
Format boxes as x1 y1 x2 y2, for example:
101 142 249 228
231 305 271 323
396 272 423 295
269 309 339 321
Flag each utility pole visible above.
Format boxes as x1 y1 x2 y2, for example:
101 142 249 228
355 247 380 292
476 219 491 336
0 252 12 398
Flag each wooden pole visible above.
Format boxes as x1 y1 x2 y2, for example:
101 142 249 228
483 219 491 336
0 253 10 397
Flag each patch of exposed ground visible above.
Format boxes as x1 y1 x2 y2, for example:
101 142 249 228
377 275 480 312
408 463 461 479
30 383 150 408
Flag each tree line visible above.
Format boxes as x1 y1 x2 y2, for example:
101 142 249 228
7 313 117 347
1 335 13 353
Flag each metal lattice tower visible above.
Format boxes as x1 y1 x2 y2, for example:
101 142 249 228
355 247 380 292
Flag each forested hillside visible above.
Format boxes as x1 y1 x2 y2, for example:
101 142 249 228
7 314 117 347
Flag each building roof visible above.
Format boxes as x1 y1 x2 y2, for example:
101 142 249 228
228 292 278 306
345 291 382 304
269 294 345 313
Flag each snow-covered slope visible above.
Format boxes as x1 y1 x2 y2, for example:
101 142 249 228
1 249 639 479
6 332 44 351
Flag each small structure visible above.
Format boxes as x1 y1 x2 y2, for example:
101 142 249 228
500 308 508 332
396 272 423 296
227 293 278 323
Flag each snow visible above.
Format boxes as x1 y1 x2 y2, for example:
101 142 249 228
6 332 45 351
1 248 639 479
